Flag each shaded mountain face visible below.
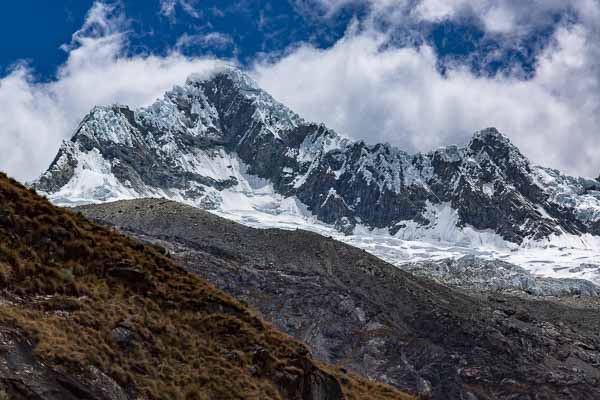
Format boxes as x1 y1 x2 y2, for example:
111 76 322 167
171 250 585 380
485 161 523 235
33 68 600 244
0 173 411 400
78 198 600 400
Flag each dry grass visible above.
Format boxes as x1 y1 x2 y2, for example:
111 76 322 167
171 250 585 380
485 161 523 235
0 173 413 400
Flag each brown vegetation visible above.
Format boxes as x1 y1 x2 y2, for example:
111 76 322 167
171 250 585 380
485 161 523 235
0 173 412 400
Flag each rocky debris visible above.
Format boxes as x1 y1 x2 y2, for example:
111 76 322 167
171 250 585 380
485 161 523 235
78 198 600 400
109 319 137 353
107 262 152 290
34 68 600 244
0 329 128 400
403 255 600 297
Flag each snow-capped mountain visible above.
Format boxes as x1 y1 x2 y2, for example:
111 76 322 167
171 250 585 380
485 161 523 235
33 67 600 282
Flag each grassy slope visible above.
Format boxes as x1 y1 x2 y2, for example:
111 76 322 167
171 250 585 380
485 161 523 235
0 173 413 400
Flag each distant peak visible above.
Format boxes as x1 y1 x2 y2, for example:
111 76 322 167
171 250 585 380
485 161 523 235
466 127 530 169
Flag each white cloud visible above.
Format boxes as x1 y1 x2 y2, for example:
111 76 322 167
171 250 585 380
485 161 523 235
0 2 227 181
252 21 600 177
159 0 201 20
413 0 469 22
176 32 234 50
316 0 600 35
3 0 600 183
479 5 515 33
159 0 177 18
301 0 358 16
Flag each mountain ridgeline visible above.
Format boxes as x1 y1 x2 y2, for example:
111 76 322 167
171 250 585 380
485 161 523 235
34 67 600 243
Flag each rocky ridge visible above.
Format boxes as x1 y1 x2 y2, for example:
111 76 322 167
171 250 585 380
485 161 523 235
33 67 600 245
78 198 600 400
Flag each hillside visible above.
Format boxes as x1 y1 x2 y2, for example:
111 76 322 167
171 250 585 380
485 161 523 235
0 172 412 400
78 198 600 400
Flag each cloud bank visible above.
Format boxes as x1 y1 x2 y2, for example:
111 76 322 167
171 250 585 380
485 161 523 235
0 2 225 181
1 0 600 182
256 0 600 177
253 22 600 177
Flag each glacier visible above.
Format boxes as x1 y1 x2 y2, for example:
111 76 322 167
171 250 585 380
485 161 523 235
41 146 600 286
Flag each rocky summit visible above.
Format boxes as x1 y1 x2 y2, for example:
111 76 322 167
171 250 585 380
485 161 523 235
33 67 600 245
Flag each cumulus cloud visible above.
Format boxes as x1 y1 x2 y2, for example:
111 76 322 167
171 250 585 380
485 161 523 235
2 0 600 183
0 2 226 181
159 0 201 20
252 17 600 177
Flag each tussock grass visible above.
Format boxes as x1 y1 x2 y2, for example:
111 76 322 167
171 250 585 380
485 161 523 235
0 173 413 400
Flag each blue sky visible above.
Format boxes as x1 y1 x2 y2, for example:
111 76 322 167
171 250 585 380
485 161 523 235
0 0 558 80
0 0 352 79
0 1 93 78
1 0 600 180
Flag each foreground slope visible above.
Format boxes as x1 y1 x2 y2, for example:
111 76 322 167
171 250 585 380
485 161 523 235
79 198 600 400
0 172 412 400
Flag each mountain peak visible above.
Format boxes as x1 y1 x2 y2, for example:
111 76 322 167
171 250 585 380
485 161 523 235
186 65 260 92
33 73 600 245
470 127 513 146
474 126 503 138
467 127 523 159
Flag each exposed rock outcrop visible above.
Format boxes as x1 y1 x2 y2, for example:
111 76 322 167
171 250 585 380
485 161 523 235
78 198 600 400
0 330 128 400
34 68 600 244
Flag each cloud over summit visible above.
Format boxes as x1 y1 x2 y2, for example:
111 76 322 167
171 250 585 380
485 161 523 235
1 0 600 181
0 3 225 181
253 17 600 177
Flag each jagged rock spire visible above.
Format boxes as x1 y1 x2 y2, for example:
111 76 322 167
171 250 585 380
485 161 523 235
33 68 600 244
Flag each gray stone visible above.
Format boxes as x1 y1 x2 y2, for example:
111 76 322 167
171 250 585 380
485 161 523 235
78 198 600 400
33 70 600 244
403 255 600 297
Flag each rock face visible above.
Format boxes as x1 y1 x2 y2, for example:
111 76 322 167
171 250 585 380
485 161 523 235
0 330 128 400
404 255 600 297
34 67 600 244
78 198 600 400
